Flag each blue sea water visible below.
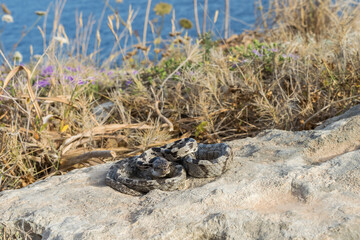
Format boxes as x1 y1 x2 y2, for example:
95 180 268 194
0 0 266 64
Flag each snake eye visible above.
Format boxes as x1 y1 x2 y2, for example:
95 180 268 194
136 160 152 170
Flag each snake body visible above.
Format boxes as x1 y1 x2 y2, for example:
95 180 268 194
106 138 233 196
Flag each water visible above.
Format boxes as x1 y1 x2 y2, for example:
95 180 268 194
0 0 265 64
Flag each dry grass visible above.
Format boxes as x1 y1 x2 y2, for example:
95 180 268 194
1 0 360 191
1 222 37 240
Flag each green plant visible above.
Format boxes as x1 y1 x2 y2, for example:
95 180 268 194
200 32 216 61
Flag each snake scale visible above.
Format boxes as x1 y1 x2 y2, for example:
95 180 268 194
106 138 233 196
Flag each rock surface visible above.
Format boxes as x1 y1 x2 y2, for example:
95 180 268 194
92 101 115 123
1 106 360 240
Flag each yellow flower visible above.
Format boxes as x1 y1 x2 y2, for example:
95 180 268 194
179 18 193 29
154 3 172 16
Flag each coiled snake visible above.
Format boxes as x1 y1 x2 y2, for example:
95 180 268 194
105 138 233 196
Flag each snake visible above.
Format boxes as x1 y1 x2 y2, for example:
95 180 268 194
105 138 233 196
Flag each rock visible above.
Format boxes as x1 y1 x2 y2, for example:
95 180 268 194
1 105 360 239
92 101 115 123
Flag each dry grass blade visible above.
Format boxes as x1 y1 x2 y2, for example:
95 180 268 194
0 49 12 69
60 150 116 170
154 100 174 131
18 95 79 108
62 123 156 147
1 66 42 120
143 0 152 45
304 95 360 126
150 87 174 131
177 109 230 123
60 135 189 169
193 0 201 36
202 0 208 34
0 108 9 121
224 0 229 38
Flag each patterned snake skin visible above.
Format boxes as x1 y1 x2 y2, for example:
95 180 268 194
106 138 233 196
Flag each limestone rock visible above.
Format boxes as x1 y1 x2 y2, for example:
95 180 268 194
92 101 115 123
1 105 360 239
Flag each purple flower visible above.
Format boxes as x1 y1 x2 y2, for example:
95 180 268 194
252 49 263 57
175 71 181 76
288 53 299 60
65 75 87 85
66 76 74 82
34 78 50 88
125 80 133 86
132 70 139 75
77 79 85 85
66 66 78 72
41 66 54 76
270 48 278 52
281 53 299 60
107 71 113 76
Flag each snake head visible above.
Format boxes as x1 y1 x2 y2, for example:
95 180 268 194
150 157 171 177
